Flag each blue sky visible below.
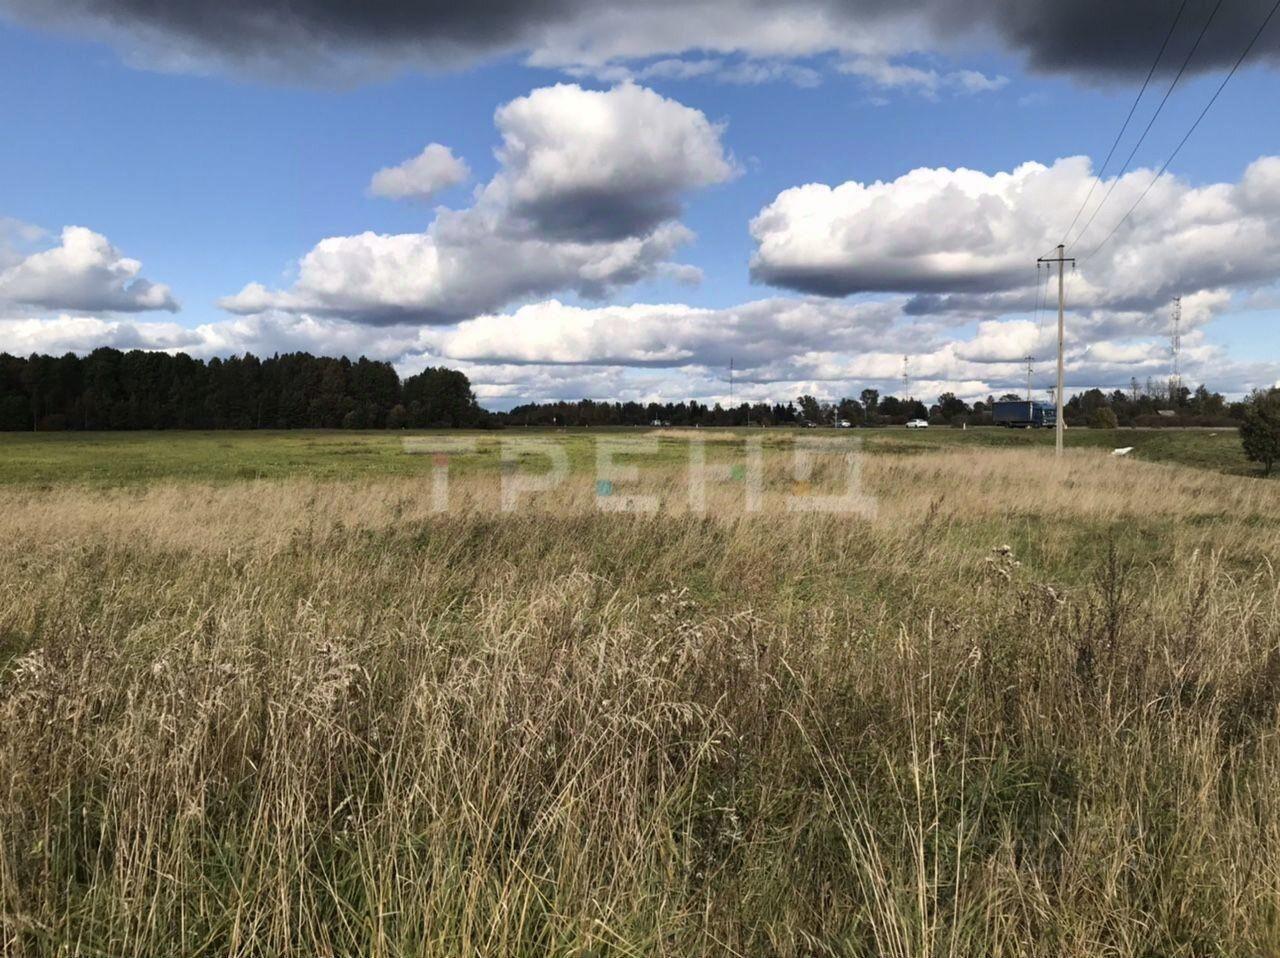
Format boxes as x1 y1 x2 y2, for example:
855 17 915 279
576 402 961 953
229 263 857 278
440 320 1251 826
2 1 1279 406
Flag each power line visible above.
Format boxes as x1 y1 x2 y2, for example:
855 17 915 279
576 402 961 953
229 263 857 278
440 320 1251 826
1029 261 1051 390
1058 0 1190 245
1083 0 1280 261
1067 0 1226 252
1033 261 1051 337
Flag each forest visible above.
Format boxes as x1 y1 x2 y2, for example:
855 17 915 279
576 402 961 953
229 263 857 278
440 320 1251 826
0 348 1246 431
0 349 481 430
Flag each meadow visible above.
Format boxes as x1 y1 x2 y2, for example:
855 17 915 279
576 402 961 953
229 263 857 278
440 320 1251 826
0 423 1253 487
2 427 1279 957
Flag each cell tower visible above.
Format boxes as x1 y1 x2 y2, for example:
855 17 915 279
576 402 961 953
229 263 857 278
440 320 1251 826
902 355 910 401
1169 297 1182 400
1025 356 1034 402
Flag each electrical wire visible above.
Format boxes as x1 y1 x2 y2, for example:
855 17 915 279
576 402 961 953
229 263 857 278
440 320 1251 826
1058 0 1190 245
1083 0 1280 262
1067 0 1226 252
1029 262 1052 395
1033 262 1051 339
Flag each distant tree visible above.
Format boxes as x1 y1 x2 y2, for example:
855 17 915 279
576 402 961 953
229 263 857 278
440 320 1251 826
934 392 969 423
403 367 481 427
1241 389 1280 475
837 397 864 425
796 395 823 423
859 388 880 420
1089 407 1119 429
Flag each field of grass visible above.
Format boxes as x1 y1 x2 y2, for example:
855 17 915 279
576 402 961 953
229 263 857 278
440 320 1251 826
3 429 1280 956
0 423 1257 487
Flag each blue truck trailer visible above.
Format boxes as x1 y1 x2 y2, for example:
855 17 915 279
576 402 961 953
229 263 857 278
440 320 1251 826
992 400 1057 428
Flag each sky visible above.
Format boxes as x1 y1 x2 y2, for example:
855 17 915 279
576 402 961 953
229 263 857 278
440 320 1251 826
1 0 1279 409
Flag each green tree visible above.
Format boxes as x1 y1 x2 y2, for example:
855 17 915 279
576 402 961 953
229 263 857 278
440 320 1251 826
859 388 880 420
934 392 969 423
403 367 481 427
1241 389 1280 475
1089 407 1119 429
796 395 823 423
836 397 864 425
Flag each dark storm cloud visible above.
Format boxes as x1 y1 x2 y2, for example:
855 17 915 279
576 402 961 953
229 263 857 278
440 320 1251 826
0 0 555 62
969 0 1280 79
3 0 1278 82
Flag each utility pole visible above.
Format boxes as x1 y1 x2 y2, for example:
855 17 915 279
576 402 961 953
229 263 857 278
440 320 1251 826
902 355 910 402
1170 297 1182 403
1037 244 1075 456
728 356 734 408
1025 356 1034 402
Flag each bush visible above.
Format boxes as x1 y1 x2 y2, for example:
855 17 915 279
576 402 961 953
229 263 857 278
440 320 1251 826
1241 389 1280 475
385 404 408 429
1089 407 1119 429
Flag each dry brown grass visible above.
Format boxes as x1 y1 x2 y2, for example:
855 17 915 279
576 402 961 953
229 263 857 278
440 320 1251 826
3 444 1280 956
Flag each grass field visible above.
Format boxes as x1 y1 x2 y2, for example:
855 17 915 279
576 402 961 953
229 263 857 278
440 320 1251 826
3 428 1280 956
0 423 1256 486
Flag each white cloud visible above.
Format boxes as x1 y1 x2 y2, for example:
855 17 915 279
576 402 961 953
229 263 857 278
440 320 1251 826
0 314 197 354
838 57 1007 97
219 219 694 324
950 69 1009 93
6 292 1277 404
0 217 47 270
750 156 1280 318
368 143 470 201
486 82 737 240
433 297 901 366
221 82 733 324
0 226 178 313
566 56 821 87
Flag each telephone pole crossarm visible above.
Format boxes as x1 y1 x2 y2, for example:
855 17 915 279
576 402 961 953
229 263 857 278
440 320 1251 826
1036 245 1075 457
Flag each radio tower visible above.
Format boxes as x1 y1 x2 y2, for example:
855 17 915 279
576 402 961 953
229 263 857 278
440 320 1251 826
1169 297 1182 401
902 355 911 401
1025 356 1034 401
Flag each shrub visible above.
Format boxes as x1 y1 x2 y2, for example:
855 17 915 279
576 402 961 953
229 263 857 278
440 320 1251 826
1089 407 1119 429
385 404 409 429
1241 389 1280 475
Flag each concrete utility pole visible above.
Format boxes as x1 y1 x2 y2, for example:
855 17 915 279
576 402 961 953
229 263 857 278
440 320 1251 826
1037 244 1075 456
1025 356 1034 402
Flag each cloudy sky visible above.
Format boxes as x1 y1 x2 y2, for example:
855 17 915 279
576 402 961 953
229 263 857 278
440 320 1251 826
2 0 1280 407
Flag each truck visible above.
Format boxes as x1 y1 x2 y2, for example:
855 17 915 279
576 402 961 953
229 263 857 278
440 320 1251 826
992 400 1057 428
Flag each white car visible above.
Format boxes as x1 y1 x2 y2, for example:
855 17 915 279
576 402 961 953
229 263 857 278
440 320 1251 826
905 418 929 429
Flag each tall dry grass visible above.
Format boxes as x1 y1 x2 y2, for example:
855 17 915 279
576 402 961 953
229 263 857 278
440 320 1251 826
2 445 1280 956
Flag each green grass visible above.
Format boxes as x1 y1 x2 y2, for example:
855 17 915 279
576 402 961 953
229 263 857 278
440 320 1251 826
0 424 1258 486
853 423 1251 471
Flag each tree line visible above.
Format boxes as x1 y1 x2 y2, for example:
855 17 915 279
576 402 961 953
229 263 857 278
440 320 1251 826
506 381 1246 429
0 348 1256 432
0 349 482 430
